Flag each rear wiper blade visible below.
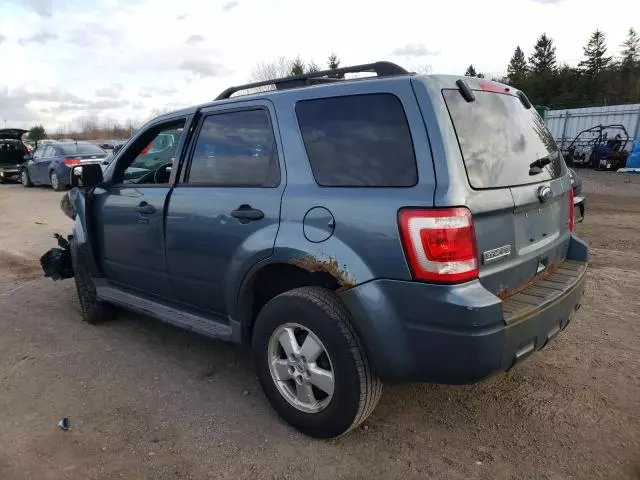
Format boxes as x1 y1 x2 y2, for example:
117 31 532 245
529 155 553 175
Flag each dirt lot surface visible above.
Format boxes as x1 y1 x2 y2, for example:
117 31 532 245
1 173 639 480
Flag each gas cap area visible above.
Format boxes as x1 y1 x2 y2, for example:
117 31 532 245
303 207 335 243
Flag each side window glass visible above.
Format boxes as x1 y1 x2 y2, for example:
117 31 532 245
187 109 279 187
295 93 417 187
114 121 186 185
33 148 43 159
42 146 54 158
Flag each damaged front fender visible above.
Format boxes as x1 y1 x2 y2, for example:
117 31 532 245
40 233 74 280
41 187 100 281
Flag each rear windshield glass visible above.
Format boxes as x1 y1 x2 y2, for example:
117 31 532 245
443 89 563 189
60 144 105 156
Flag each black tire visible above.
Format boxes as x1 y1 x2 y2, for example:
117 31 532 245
50 171 65 191
71 242 115 324
252 286 382 438
21 169 33 187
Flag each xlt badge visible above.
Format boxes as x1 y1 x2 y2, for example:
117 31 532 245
482 245 511 264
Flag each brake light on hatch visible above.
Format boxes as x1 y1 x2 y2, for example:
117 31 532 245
568 188 575 231
398 208 479 284
63 157 81 167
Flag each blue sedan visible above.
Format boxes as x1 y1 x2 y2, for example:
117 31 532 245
21 142 107 191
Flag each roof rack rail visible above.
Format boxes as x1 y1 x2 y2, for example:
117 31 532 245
215 61 409 100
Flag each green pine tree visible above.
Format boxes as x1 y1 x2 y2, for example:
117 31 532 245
464 64 477 77
290 57 305 76
529 33 557 75
579 29 612 76
620 27 640 69
507 46 528 84
327 52 343 78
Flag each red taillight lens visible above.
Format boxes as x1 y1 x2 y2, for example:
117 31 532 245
398 208 479 284
63 157 81 167
568 188 575 231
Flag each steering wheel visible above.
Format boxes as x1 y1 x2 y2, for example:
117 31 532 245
153 162 173 184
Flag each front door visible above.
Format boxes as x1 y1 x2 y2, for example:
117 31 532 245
92 118 189 298
165 102 284 315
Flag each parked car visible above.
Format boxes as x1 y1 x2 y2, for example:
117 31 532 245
45 62 588 438
21 141 107 191
568 168 586 223
99 138 122 149
0 128 30 183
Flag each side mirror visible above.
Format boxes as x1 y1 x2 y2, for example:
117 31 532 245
71 163 103 188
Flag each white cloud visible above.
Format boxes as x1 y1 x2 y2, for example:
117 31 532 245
186 34 205 45
179 59 225 78
391 43 438 57
18 31 58 45
96 83 125 98
222 1 239 11
0 0 634 130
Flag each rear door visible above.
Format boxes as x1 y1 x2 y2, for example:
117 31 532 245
441 85 571 296
36 145 56 183
165 101 284 316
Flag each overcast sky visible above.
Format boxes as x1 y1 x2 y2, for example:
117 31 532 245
0 0 637 131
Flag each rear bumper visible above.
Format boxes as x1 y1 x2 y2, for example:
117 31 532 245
0 167 21 181
340 235 588 384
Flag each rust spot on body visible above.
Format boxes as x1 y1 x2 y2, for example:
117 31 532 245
496 259 564 301
292 256 356 290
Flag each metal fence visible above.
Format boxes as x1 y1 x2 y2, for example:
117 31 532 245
547 104 640 150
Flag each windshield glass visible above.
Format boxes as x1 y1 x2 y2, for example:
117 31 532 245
60 143 106 156
443 89 563 189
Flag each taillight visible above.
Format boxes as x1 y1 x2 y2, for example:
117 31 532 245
568 188 575 231
398 207 479 284
63 157 81 167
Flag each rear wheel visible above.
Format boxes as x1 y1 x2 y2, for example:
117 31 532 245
21 169 33 187
50 171 65 191
252 287 382 438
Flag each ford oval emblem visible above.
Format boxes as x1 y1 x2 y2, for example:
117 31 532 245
537 186 553 203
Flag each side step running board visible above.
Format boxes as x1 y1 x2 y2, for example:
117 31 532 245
96 285 233 341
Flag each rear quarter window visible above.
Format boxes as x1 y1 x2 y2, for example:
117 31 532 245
443 89 563 189
295 93 417 187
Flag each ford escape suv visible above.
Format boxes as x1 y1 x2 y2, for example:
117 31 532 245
46 62 588 438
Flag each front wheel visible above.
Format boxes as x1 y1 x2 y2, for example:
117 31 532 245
50 171 65 191
71 242 115 324
252 287 382 438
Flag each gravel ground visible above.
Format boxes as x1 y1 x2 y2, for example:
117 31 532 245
0 174 639 480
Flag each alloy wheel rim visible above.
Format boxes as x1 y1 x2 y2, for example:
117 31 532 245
51 173 58 189
22 171 27 184
267 323 335 414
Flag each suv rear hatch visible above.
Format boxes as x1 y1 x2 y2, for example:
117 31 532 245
441 82 572 297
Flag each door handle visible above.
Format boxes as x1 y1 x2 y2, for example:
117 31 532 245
135 202 155 215
231 205 264 222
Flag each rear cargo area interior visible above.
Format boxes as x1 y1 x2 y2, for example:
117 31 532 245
0 141 25 164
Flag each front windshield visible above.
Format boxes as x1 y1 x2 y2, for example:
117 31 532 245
122 127 183 183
